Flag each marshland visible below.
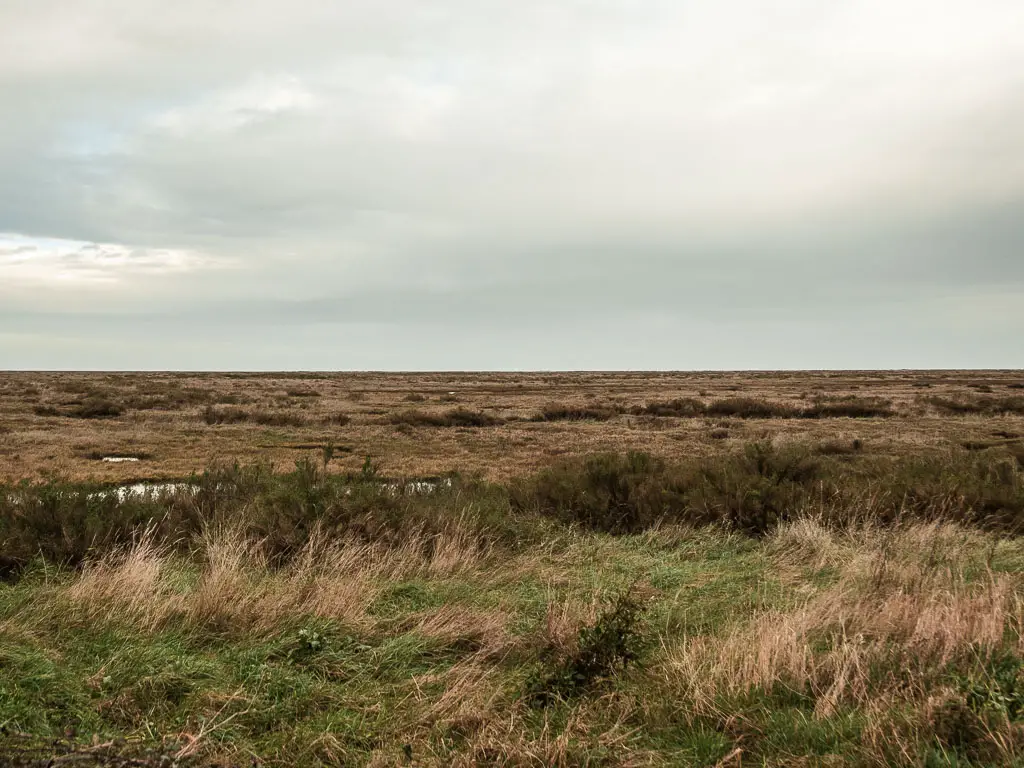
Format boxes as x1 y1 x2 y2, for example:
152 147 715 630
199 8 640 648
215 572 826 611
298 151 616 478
2 370 1024 766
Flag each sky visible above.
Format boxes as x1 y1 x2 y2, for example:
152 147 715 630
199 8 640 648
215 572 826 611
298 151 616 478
2 1 1023 370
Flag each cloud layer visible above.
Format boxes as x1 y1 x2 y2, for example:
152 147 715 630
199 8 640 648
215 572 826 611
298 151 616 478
2 1 1023 368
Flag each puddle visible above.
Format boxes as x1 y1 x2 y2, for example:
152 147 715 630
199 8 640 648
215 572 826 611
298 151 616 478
91 482 197 502
5 477 455 506
102 456 141 463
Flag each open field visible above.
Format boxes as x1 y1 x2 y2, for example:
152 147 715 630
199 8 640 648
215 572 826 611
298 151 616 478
3 371 1024 766
2 370 1024 483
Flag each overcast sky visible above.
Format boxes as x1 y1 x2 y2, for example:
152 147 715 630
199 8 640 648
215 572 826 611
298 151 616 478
2 1 1023 370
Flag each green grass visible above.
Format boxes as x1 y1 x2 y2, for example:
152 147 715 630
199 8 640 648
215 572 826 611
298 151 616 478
4 445 1024 765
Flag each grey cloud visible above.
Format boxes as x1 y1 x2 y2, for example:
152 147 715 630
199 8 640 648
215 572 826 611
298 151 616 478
1 1 1023 368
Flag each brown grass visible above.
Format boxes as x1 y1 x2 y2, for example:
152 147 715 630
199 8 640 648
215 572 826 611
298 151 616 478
65 520 492 637
657 521 1022 721
3 370 1024 483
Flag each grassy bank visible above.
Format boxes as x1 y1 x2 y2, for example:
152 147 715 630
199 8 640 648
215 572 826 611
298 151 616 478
3 443 1024 765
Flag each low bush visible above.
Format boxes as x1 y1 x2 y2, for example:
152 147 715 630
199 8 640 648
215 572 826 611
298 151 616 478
705 397 804 419
526 588 647 706
534 404 619 422
632 396 894 420
285 388 321 398
632 398 706 418
925 395 1024 416
70 397 124 419
201 406 307 427
802 397 894 418
390 408 503 428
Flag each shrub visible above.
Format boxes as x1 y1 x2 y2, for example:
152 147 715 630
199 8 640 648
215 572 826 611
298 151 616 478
510 452 687 534
390 408 502 428
803 397 894 418
527 589 647 706
632 398 706 417
285 388 321 398
925 395 1024 416
201 406 307 427
70 397 123 419
512 443 825 536
705 398 803 419
32 405 60 417
323 413 352 426
201 405 249 425
534 404 619 422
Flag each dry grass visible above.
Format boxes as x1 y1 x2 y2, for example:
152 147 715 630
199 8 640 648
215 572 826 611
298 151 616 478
3 370 1024 483
658 522 1023 723
65 520 492 637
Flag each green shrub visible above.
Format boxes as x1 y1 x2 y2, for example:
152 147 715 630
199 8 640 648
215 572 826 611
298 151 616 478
510 452 687 534
527 588 647 706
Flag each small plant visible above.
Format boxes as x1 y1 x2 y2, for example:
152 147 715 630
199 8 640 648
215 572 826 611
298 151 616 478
361 455 380 481
526 588 647 707
287 627 328 663
960 651 1024 721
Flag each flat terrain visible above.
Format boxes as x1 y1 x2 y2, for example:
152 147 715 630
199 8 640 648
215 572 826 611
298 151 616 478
3 370 1024 766
2 370 1024 483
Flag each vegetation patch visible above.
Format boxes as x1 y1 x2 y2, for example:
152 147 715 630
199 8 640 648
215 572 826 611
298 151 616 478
201 406 308 427
925 395 1024 416
390 408 503 428
533 404 620 422
632 396 893 420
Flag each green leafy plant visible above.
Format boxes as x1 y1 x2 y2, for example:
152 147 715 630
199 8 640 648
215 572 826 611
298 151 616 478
526 588 647 707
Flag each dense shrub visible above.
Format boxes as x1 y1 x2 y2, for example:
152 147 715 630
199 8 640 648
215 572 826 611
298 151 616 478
285 388 321 398
632 398 706 417
70 397 124 419
632 396 894 420
534 404 620 422
201 406 307 427
925 395 1024 416
705 398 804 419
510 452 688 534
390 408 503 427
802 397 894 418
5 444 1024 579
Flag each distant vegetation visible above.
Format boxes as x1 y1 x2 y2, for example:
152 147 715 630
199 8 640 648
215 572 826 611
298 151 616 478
390 408 503 427
201 405 308 427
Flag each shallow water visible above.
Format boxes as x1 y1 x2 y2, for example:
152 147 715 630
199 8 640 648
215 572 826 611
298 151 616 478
88 477 453 502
